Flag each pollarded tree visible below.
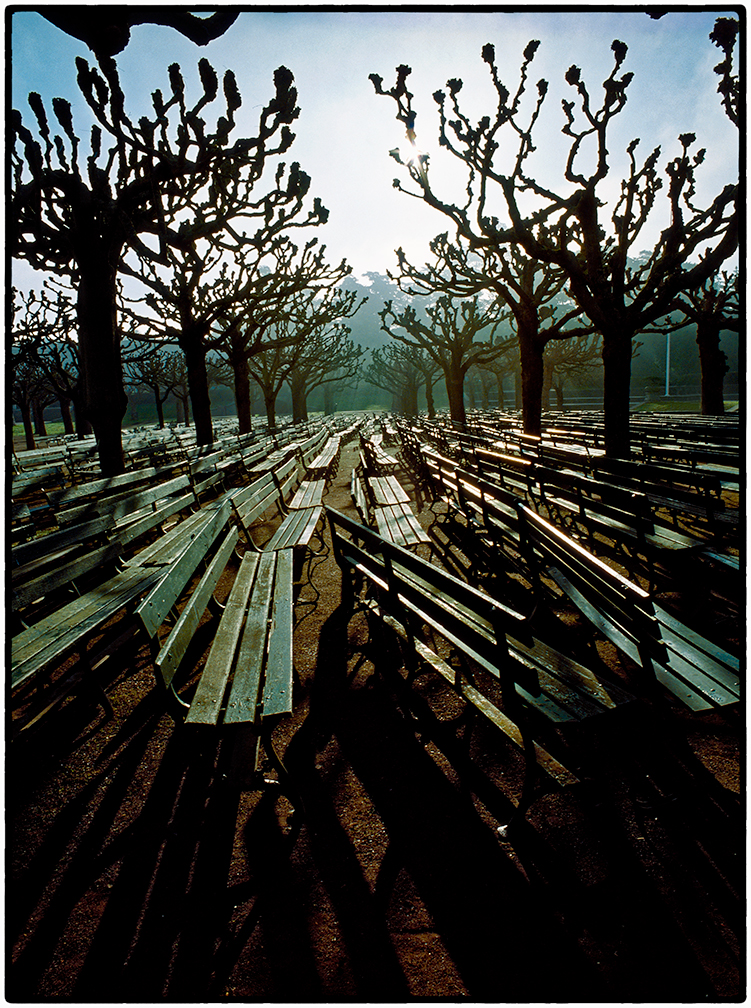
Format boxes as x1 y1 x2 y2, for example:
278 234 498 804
671 270 739 415
215 250 360 434
364 344 428 417
288 324 364 423
124 347 180 429
40 10 240 56
473 346 519 411
379 295 508 426
542 333 603 410
371 33 738 456
246 324 304 430
12 53 301 473
12 286 78 434
120 161 343 445
392 234 591 435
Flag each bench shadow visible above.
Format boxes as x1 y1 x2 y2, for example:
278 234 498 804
278 603 737 1001
8 693 245 1002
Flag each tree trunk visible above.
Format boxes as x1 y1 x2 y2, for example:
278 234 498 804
76 255 127 475
155 393 165 428
59 396 75 434
72 396 92 438
264 389 277 428
404 381 419 417
541 359 554 413
518 321 545 437
20 403 35 450
233 355 253 434
696 320 728 415
495 374 505 409
602 329 633 458
32 398 47 436
289 371 308 424
425 378 436 418
323 383 335 415
181 328 213 445
444 367 466 426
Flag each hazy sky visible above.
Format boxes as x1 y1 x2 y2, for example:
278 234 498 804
11 5 738 284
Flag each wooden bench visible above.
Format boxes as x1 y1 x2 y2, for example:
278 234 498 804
516 504 740 713
47 465 186 527
10 501 239 735
228 462 323 557
587 457 736 535
326 507 638 831
360 434 400 474
351 469 430 549
134 513 297 787
306 435 341 483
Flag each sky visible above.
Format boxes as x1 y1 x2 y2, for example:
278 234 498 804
10 4 739 287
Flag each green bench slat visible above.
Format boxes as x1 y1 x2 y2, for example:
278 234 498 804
186 553 259 725
224 552 276 724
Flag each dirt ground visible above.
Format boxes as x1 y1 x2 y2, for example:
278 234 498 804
8 433 743 1002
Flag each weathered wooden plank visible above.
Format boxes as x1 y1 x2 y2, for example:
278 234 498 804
155 528 240 688
265 507 322 551
369 475 410 506
13 542 123 612
114 490 195 547
12 515 116 567
223 552 276 724
262 549 294 718
136 504 231 637
289 479 325 509
11 566 162 689
186 553 258 725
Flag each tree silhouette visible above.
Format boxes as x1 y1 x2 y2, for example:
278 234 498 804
124 347 180 429
542 333 603 409
287 321 365 423
379 295 507 426
372 36 738 455
12 53 300 473
40 9 240 56
392 234 590 435
365 344 426 416
673 271 739 415
212 246 357 434
709 16 739 126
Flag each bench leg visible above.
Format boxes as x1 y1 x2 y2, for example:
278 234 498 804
497 702 541 840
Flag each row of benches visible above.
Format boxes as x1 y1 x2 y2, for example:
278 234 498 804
10 422 354 759
326 464 739 831
413 444 739 713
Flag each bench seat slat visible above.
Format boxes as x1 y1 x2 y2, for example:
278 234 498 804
136 504 232 637
374 504 430 547
261 549 294 718
265 506 322 551
224 552 276 724
186 553 258 725
124 507 210 567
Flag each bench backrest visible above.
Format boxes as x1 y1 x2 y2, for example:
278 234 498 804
516 503 667 671
229 471 283 533
135 503 236 687
326 506 539 697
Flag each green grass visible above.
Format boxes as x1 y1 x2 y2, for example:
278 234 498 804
634 401 738 413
